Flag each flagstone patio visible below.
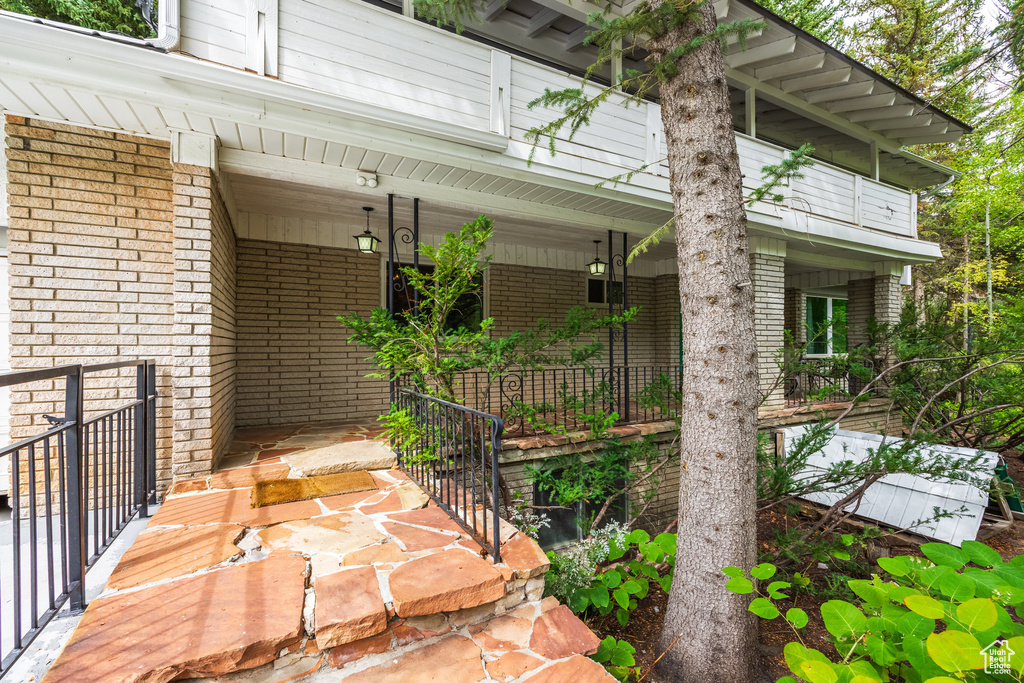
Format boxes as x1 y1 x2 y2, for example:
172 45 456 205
41 421 613 683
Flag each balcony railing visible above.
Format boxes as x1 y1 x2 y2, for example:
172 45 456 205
0 360 157 675
784 358 871 408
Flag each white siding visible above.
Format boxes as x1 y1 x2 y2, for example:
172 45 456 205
180 1 247 70
861 179 914 237
276 0 492 130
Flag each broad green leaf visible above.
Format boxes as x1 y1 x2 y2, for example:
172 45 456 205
956 598 998 632
917 565 955 592
992 585 1024 606
961 540 1002 567
602 571 622 588
786 607 809 629
938 572 976 602
992 565 1024 589
877 556 912 577
1007 635 1024 673
722 566 744 578
615 607 628 627
750 563 777 580
799 661 838 683
905 594 946 620
590 584 610 609
923 678 970 683
821 600 867 639
848 580 887 607
626 529 650 545
848 660 883 681
841 534 855 546
767 580 792 600
726 577 753 594
569 591 589 613
659 576 672 593
897 611 936 639
864 635 898 667
831 549 851 561
654 533 676 556
784 642 833 675
964 567 1006 597
749 597 780 619
921 543 969 569
623 579 642 595
926 630 984 672
613 587 629 609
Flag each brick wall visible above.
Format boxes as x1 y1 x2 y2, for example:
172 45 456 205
784 287 806 347
4 116 176 490
653 273 680 367
234 239 385 426
751 252 786 409
847 278 874 349
171 164 237 478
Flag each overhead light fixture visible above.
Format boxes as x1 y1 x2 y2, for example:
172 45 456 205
356 172 378 188
355 206 380 254
587 239 606 276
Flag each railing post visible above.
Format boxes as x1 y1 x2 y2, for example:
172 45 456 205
135 362 148 518
147 361 156 504
490 418 502 564
65 365 86 612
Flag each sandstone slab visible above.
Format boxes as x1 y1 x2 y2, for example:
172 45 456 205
42 555 306 683
388 549 505 617
341 635 486 683
210 462 292 490
168 478 209 496
500 533 550 579
148 489 320 529
107 524 245 590
326 631 392 668
258 512 385 557
383 522 458 553
486 652 545 682
388 507 469 537
529 604 602 659
468 613 532 653
521 655 616 682
390 614 450 647
314 566 388 649
342 542 407 566
283 441 396 477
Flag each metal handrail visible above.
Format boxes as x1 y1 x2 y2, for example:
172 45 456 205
394 388 504 563
0 359 158 676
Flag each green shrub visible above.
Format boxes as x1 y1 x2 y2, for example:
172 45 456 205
726 540 1024 682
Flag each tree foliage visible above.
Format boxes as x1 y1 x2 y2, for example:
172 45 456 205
0 0 154 38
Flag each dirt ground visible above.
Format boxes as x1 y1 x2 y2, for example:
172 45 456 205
589 449 1024 682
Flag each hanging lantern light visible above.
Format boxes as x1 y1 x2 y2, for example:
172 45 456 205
587 239 606 276
354 206 380 254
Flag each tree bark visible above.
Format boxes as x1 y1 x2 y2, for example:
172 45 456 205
652 2 759 681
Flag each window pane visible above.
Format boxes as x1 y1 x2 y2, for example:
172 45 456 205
535 477 580 548
832 299 848 353
806 297 828 355
588 278 605 304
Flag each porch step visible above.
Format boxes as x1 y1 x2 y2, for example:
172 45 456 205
41 464 598 683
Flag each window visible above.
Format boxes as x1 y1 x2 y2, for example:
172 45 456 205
392 264 484 332
806 297 847 355
586 277 624 306
534 470 628 549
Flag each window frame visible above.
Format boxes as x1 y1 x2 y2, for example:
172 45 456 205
533 469 629 550
805 295 848 358
584 276 624 308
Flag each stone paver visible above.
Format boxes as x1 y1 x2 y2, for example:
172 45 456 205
283 441 396 476
388 549 505 617
107 523 245 590
42 556 307 683
315 566 388 649
521 655 617 682
44 420 607 683
342 635 486 683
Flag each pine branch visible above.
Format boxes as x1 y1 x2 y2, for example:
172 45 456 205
745 143 816 205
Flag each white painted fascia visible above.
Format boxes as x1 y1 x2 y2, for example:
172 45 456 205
0 0 178 50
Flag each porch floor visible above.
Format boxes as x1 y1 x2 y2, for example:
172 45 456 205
42 420 611 683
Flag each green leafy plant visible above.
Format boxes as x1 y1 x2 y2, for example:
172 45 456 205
726 541 1024 682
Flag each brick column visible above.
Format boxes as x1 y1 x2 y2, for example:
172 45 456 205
784 287 806 347
846 278 874 350
873 273 903 327
750 238 786 410
171 157 236 481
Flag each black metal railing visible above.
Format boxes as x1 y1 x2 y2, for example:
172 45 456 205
784 359 871 407
394 389 503 562
0 360 157 674
421 365 683 436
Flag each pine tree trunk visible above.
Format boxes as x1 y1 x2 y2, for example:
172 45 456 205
652 2 759 680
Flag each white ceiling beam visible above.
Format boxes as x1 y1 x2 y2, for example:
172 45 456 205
481 0 506 22
724 36 795 68
866 114 934 132
898 130 965 145
881 121 949 138
525 8 561 38
825 93 897 114
846 104 916 122
780 67 852 93
755 53 825 81
724 27 763 46
802 81 875 105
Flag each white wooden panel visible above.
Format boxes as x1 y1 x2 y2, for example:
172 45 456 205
246 0 279 77
276 0 490 131
180 1 247 70
0 133 6 228
861 179 914 236
784 427 997 546
791 161 856 221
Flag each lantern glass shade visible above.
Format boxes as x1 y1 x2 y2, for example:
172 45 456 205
588 258 607 276
356 230 380 254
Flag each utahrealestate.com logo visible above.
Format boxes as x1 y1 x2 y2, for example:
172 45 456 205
982 638 1015 674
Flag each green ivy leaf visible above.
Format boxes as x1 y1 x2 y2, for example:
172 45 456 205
961 540 1002 567
926 630 984 672
921 543 969 570
821 600 867 639
615 607 628 628
722 566 744 578
623 579 642 595
905 594 946 620
613 587 629 609
956 598 998 632
786 607 809 629
590 584 610 609
659 576 672 593
726 577 753 594
750 563 777 580
626 529 650 545
654 533 676 557
602 571 622 588
749 597 780 619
